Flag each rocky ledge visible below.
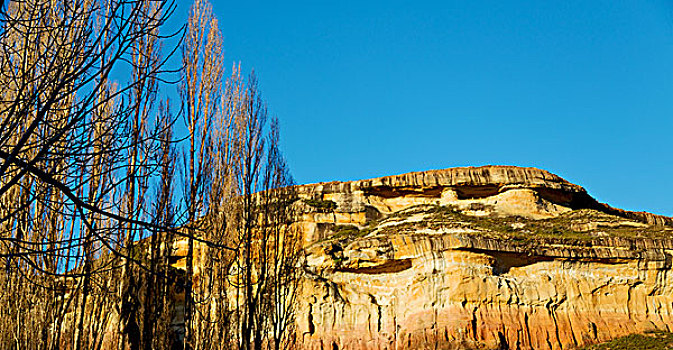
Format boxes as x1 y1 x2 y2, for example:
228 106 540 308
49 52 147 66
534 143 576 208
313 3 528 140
292 166 673 349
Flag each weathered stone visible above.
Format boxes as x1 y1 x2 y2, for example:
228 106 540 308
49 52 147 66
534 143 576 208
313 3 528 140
290 166 673 349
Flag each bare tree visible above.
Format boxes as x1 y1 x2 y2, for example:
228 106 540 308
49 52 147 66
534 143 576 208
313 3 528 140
139 100 180 350
189 64 245 350
263 119 301 350
231 73 268 350
179 0 224 347
117 1 165 349
225 72 301 350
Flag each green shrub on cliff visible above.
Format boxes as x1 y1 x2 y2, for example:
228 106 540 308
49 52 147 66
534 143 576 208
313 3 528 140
303 198 337 212
581 331 673 350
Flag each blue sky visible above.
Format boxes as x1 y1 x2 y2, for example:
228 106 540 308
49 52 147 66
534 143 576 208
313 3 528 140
170 1 673 216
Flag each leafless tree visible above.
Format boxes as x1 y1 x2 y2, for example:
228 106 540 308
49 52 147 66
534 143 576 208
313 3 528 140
263 120 301 350
179 0 225 347
188 64 244 350
224 72 301 350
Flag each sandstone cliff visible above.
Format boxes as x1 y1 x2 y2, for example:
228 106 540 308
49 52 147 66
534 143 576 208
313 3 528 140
290 166 673 350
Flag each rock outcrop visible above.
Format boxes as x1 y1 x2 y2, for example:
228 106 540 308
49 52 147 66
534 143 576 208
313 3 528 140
291 166 673 349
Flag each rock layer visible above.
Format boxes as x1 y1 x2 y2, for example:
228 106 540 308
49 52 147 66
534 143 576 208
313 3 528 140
293 166 673 349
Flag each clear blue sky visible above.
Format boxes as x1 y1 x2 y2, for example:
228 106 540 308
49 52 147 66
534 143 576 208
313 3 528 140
170 1 673 216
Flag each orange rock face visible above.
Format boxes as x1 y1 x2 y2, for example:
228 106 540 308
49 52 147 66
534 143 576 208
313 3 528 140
293 166 673 349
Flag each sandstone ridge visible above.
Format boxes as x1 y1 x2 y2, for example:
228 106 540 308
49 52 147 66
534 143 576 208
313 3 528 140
293 165 673 350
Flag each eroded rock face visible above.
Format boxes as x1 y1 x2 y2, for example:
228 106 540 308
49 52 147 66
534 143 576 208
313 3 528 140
293 166 673 349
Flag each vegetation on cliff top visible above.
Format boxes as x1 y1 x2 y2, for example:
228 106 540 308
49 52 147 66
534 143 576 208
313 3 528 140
314 203 672 250
365 204 673 242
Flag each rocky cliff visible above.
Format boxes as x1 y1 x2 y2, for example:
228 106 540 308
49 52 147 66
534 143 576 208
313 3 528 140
291 166 673 349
